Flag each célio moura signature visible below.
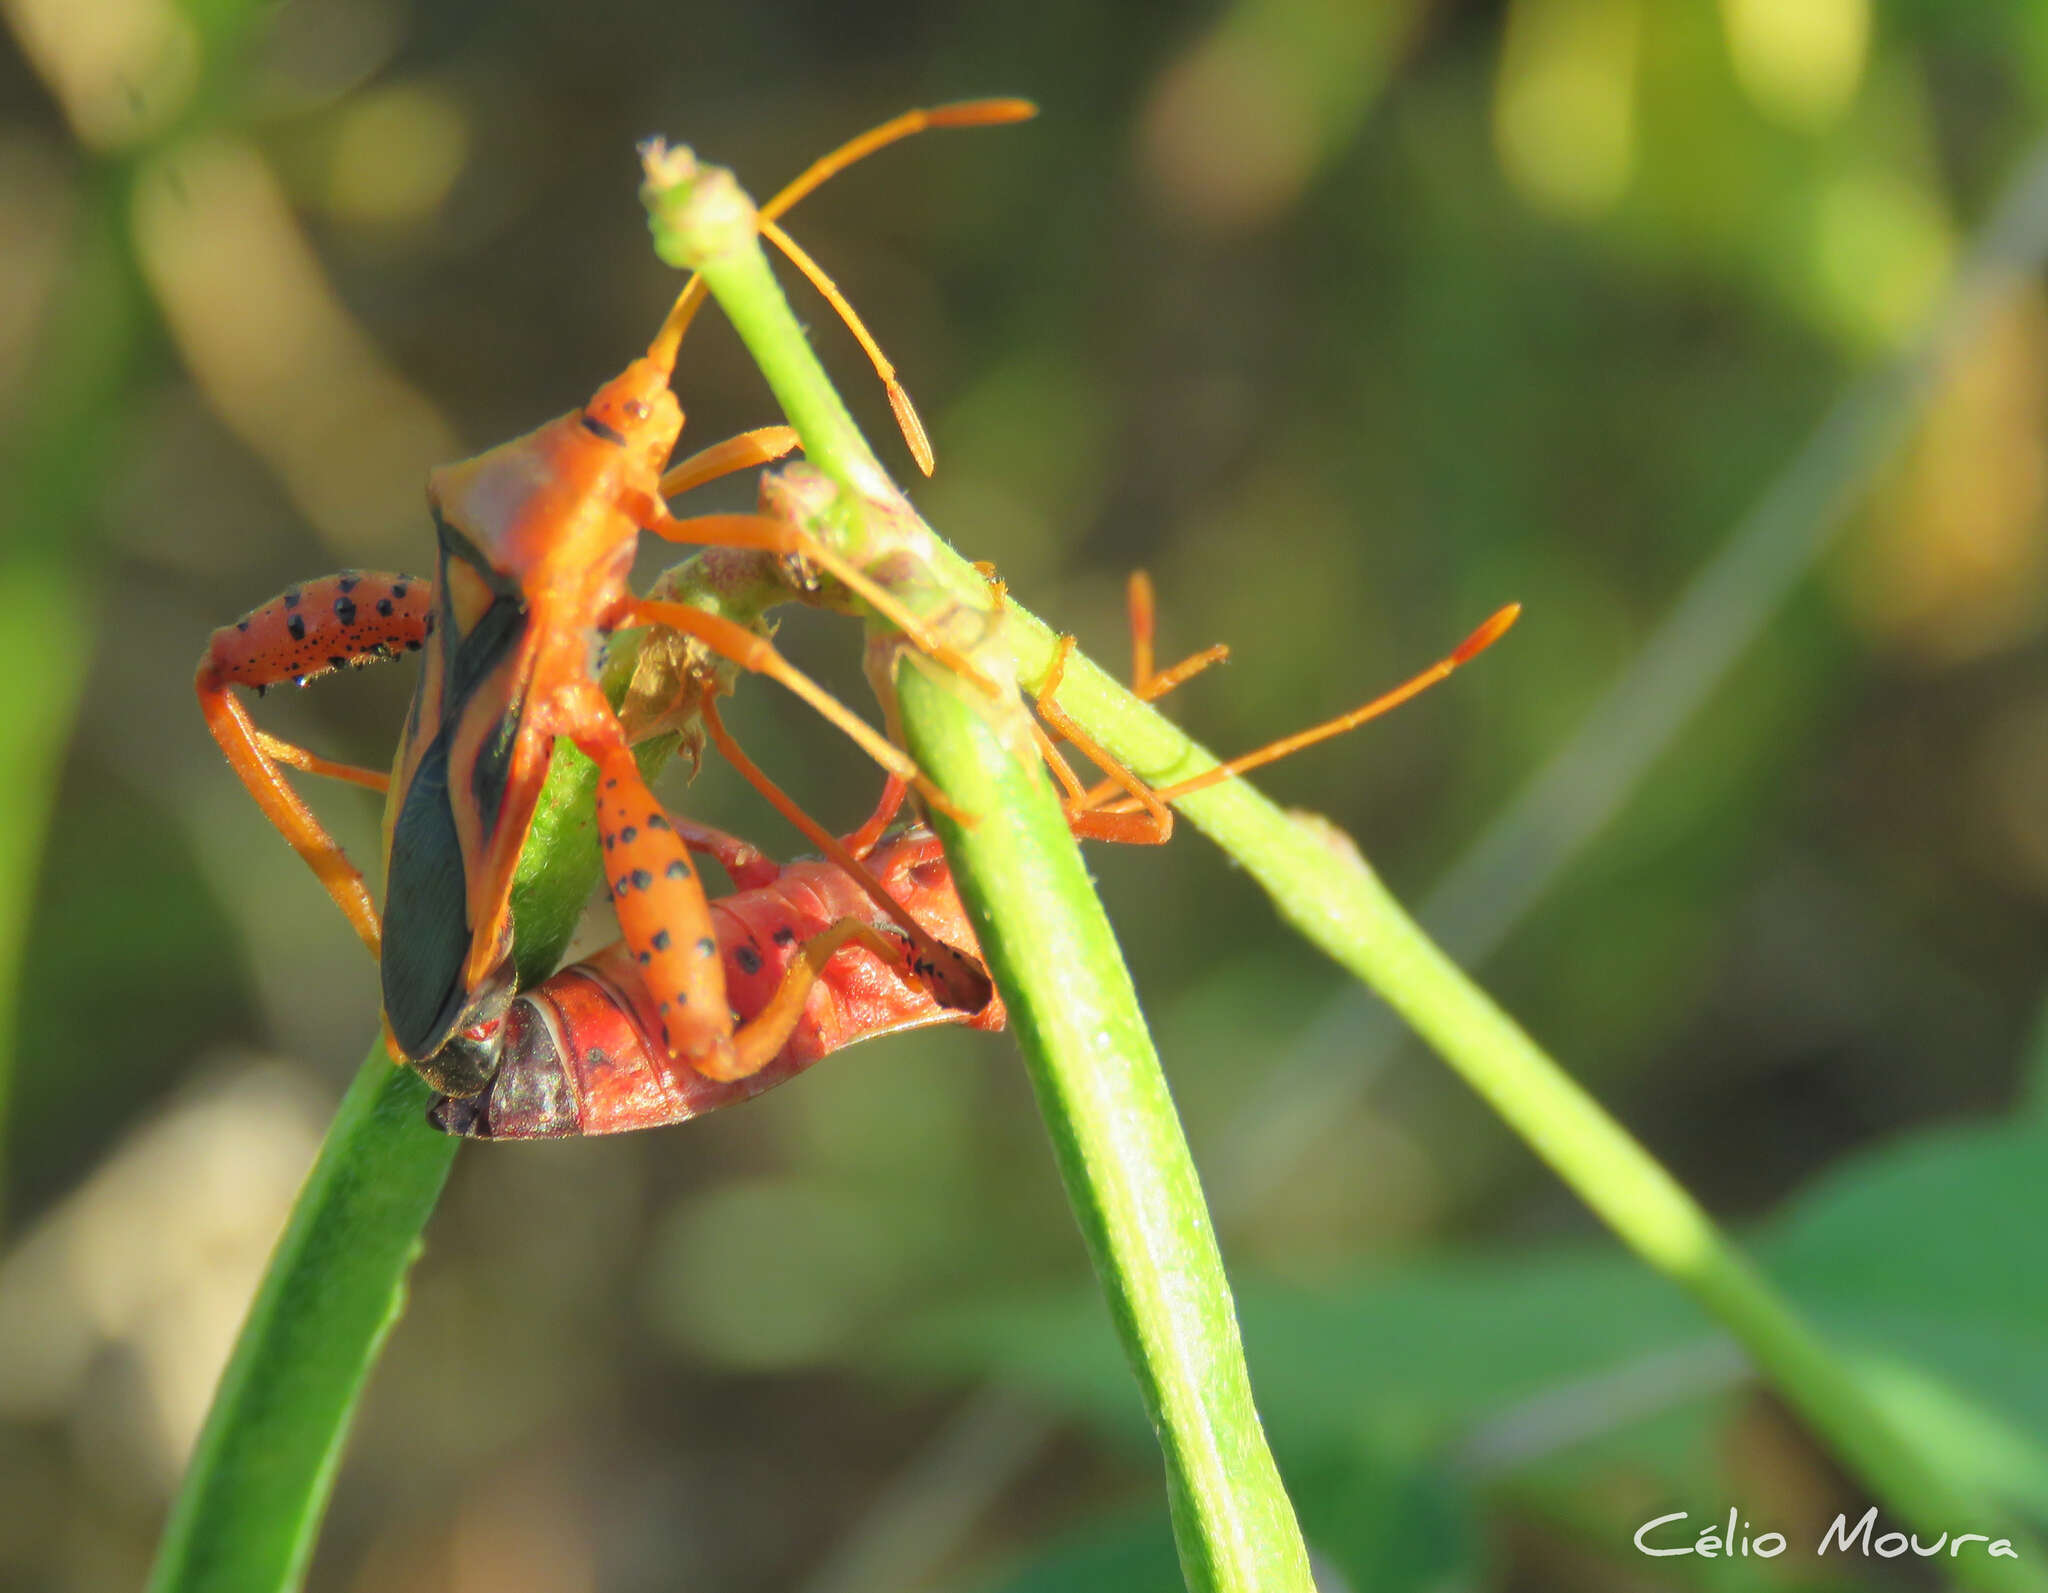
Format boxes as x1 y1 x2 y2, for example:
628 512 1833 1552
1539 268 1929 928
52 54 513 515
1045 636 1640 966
1635 1508 2018 1561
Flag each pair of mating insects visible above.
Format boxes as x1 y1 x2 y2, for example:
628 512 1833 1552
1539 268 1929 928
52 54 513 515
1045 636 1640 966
196 101 1516 1141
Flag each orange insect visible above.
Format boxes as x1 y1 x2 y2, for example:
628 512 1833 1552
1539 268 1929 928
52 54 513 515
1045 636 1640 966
194 102 1031 1094
431 583 1520 1137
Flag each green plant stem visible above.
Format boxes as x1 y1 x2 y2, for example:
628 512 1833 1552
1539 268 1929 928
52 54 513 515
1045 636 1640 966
151 559 787 1593
646 149 2042 1591
648 150 1315 1591
147 1057 454 1593
896 663 1314 1593
995 602 2045 1591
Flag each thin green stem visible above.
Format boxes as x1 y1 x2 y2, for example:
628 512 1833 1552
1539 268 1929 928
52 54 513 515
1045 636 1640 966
643 146 2044 1592
151 560 786 1593
146 1056 455 1593
993 608 2046 1589
647 148 1316 1591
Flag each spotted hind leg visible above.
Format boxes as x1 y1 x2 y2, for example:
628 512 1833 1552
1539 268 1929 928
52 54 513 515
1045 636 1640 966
195 570 434 956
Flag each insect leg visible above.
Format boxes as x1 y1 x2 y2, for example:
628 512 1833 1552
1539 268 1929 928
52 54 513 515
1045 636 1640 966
1094 603 1524 815
1031 632 1179 846
584 737 741 1083
665 811 782 891
659 426 800 499
617 591 964 822
699 701 991 1018
631 505 1005 699
840 774 910 860
722 917 927 1080
253 733 391 793
195 571 433 956
1126 570 1229 701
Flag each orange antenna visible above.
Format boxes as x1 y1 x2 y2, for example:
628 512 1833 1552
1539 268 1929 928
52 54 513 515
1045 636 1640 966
645 99 1036 460
1099 603 1523 813
759 217 934 476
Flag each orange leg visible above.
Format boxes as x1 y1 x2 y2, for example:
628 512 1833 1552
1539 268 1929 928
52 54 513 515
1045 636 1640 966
1034 577 1520 841
665 810 782 891
1126 571 1228 701
253 732 392 793
1033 633 1178 846
659 425 801 499
619 591 934 796
631 504 1005 701
585 727 978 1086
699 701 990 1017
584 736 745 1080
1092 602 1523 816
841 774 910 860
195 570 434 957
724 917 925 1076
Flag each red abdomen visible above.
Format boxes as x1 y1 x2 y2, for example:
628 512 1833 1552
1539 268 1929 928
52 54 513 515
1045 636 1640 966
430 829 1004 1139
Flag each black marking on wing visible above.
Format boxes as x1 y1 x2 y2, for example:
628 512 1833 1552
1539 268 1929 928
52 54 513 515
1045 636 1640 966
383 540 533 1061
468 680 522 845
432 508 525 605
382 718 474 1060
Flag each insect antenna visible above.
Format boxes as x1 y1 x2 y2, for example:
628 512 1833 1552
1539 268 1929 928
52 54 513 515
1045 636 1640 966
644 98 1036 469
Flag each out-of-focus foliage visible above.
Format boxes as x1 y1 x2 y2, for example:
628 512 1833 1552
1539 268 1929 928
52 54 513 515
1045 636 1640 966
2 0 2046 1589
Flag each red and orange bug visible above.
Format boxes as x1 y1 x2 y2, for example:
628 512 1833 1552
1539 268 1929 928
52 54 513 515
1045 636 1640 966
430 587 1520 1138
193 101 1031 1095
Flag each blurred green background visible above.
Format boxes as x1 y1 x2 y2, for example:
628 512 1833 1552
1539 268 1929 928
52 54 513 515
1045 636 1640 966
3 1 2047 1589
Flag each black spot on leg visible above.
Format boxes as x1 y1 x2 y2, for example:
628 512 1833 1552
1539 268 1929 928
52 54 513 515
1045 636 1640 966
646 813 671 831
405 639 421 651
338 573 360 593
651 930 670 951
636 950 651 964
327 655 348 670
630 869 652 891
286 614 306 642
236 618 250 632
334 595 358 625
666 859 690 880
580 411 628 446
734 944 762 975
283 589 301 609
619 826 637 844
696 936 716 958
376 597 394 617
772 926 796 946
392 580 409 600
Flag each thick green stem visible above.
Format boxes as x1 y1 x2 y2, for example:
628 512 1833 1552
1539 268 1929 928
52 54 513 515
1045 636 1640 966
897 662 1314 1593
